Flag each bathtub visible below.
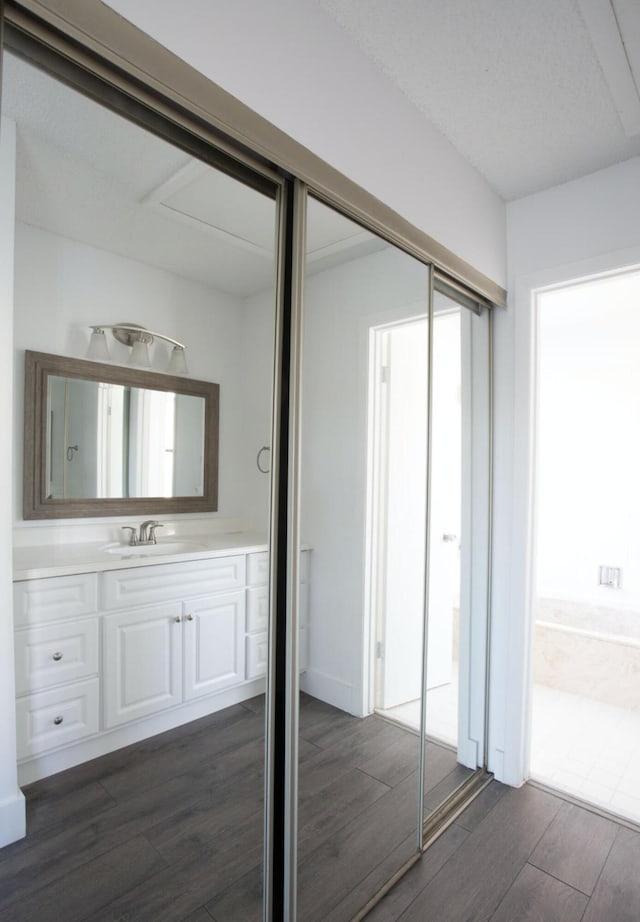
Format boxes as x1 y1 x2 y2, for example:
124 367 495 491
533 598 640 712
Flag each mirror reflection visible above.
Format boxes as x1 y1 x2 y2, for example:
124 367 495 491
46 375 205 500
24 351 220 519
9 42 277 922
297 198 428 918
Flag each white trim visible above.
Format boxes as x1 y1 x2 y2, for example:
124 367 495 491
364 314 429 718
300 668 357 716
0 790 26 848
360 301 430 719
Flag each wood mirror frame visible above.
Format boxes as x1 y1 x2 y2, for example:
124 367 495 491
23 350 219 519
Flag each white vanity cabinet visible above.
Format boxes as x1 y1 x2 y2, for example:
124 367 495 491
13 543 311 782
245 550 310 678
13 573 100 760
103 591 246 728
102 557 246 728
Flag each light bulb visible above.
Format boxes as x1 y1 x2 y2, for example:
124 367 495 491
168 345 189 375
86 328 110 362
129 338 151 367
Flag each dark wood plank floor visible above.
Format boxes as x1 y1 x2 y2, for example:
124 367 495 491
1 694 637 921
368 783 640 922
0 694 462 922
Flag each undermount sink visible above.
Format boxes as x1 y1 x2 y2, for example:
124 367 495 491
102 540 207 557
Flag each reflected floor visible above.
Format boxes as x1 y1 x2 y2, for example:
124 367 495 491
0 693 465 922
531 683 640 825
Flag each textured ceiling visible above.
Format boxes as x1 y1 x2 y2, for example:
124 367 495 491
318 0 640 200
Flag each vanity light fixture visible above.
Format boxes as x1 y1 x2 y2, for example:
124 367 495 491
87 323 189 374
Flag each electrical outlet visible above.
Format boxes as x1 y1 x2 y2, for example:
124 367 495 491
599 565 622 589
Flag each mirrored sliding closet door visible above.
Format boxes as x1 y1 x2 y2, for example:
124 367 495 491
3 42 282 921
294 196 431 920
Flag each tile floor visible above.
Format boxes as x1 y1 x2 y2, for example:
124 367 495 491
377 666 458 747
380 673 640 826
530 683 640 825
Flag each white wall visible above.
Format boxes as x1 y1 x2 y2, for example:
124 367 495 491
490 156 640 785
536 275 640 612
0 118 26 847
102 0 506 289
235 288 277 533
13 222 254 526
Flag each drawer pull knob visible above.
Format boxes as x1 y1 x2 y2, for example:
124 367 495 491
174 616 182 623
186 614 194 621
52 652 63 662
53 716 64 726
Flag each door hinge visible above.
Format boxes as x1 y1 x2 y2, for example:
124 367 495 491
376 641 383 659
380 365 390 385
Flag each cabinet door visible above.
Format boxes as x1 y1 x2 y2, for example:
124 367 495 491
103 603 182 728
183 591 246 700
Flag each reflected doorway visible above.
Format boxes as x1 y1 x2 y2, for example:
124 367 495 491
371 311 461 749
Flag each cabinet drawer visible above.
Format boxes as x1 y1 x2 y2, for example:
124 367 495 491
247 550 308 587
14 573 98 627
246 631 268 679
246 585 269 633
101 556 245 609
247 577 307 633
246 630 305 678
247 552 269 587
16 678 99 759
15 619 98 696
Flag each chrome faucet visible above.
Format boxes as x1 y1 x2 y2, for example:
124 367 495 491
121 521 164 546
139 520 163 544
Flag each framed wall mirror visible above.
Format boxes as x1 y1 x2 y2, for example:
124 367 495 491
23 350 219 519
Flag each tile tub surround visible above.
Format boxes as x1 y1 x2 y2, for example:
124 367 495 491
534 599 640 712
537 598 640 640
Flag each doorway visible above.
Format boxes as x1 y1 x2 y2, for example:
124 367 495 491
530 268 640 825
368 281 492 795
371 311 461 748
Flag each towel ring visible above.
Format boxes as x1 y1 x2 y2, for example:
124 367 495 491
257 446 271 474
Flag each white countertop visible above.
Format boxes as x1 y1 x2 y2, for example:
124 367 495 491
13 531 269 581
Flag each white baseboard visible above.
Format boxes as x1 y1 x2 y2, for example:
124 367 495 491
0 789 26 848
300 667 358 715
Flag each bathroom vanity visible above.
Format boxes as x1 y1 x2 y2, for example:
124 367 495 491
13 536 309 783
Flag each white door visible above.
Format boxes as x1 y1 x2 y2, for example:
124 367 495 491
378 319 429 709
426 311 461 690
103 602 183 727
183 591 246 700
